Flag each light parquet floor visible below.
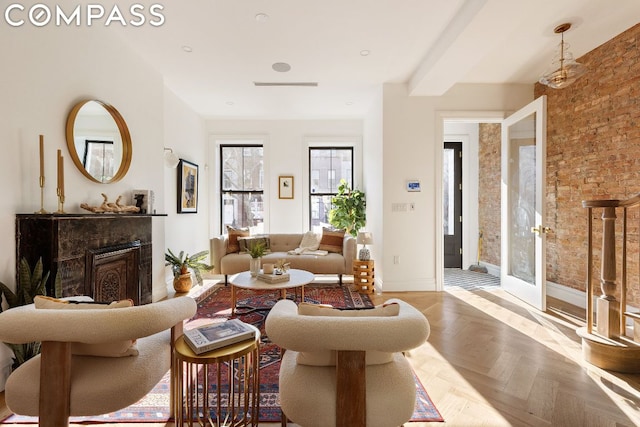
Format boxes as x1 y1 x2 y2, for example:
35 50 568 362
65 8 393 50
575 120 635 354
2 271 640 426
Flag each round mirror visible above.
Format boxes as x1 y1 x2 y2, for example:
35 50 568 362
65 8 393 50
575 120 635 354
65 100 132 183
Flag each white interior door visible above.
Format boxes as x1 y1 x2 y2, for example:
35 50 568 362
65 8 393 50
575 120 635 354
501 96 547 311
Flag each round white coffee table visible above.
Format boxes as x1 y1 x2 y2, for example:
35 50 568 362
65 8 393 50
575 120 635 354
229 269 314 314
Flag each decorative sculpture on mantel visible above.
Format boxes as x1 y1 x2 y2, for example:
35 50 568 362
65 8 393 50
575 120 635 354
80 193 140 214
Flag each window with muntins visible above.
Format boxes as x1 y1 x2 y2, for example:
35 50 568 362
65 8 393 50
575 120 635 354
220 144 264 232
309 147 353 232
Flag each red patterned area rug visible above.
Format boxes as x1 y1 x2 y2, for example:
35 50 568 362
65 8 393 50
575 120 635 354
1 283 443 424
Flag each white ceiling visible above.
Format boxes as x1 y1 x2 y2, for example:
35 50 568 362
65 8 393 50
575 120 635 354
116 0 640 119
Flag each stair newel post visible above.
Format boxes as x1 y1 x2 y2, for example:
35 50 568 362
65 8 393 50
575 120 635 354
597 206 620 338
579 196 640 373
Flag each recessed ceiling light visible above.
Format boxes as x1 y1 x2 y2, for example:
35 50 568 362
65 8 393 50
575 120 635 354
181 45 193 53
360 50 370 56
255 13 269 22
346 101 354 106
226 101 235 106
272 62 292 73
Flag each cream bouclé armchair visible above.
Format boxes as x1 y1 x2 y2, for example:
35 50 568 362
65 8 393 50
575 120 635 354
265 298 430 427
0 296 197 427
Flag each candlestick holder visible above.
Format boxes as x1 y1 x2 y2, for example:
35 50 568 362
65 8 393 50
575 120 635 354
56 190 66 214
35 176 49 214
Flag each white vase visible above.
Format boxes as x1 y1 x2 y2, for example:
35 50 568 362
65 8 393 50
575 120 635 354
250 257 261 277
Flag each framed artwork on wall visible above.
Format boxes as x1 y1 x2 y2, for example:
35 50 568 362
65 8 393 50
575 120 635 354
279 176 294 199
177 159 198 213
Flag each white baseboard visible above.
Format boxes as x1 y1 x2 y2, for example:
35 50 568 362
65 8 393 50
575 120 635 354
481 265 593 311
546 281 587 309
379 277 437 292
546 280 639 326
480 262 500 277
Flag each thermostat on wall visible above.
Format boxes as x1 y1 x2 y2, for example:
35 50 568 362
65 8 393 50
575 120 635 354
406 180 421 192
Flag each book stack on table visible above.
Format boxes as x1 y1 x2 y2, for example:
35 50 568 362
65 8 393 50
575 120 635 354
184 319 256 355
257 272 290 283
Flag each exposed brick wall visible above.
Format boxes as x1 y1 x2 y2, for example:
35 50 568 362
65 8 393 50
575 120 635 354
478 123 501 266
535 23 640 306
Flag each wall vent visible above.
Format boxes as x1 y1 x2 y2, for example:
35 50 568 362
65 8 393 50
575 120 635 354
253 82 318 87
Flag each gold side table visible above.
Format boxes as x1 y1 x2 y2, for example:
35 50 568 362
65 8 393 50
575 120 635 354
174 326 260 426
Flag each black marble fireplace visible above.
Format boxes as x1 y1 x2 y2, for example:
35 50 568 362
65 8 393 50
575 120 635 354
16 214 156 305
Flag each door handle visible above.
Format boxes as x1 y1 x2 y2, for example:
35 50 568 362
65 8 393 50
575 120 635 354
531 225 551 234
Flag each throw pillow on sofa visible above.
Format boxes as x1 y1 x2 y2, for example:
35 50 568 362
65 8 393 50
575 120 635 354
238 236 271 253
226 226 250 253
318 227 345 254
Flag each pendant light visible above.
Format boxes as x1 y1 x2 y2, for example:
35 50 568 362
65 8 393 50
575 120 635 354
539 23 587 89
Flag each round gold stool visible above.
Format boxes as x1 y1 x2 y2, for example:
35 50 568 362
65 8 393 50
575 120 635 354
174 326 260 426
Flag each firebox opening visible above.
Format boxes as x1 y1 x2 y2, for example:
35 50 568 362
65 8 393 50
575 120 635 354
86 240 142 304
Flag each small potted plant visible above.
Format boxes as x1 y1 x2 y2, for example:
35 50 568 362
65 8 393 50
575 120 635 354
165 249 214 292
246 241 266 277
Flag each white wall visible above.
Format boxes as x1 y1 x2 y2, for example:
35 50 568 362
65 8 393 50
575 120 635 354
162 88 209 297
378 83 533 291
363 87 384 292
205 120 363 236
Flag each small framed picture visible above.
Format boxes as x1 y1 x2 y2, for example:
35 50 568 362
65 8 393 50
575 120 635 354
177 159 198 213
279 176 294 199
406 180 421 192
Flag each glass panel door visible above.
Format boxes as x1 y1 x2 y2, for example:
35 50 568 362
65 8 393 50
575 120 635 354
509 134 536 284
501 96 547 311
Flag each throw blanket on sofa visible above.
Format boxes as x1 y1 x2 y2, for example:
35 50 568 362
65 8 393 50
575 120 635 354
287 231 329 256
287 248 329 256
286 230 328 255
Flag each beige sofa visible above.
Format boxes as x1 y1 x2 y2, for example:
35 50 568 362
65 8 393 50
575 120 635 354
211 233 356 284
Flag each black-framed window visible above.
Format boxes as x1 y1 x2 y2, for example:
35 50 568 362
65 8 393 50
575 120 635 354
220 145 264 231
309 147 353 230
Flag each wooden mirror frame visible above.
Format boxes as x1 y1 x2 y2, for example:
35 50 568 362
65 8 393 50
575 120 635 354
65 100 132 184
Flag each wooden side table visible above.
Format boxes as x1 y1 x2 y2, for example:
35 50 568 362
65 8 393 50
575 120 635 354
174 326 260 426
353 260 375 294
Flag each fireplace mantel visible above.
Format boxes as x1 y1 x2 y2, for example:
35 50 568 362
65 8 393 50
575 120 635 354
16 214 164 305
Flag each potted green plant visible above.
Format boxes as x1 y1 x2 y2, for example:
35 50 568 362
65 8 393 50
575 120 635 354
246 241 266 259
165 249 213 292
329 179 366 237
246 241 266 277
0 257 61 369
